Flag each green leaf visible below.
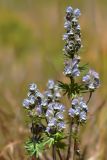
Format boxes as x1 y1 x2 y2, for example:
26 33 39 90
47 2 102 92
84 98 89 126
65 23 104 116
42 137 54 148
35 143 44 157
54 132 66 141
25 138 44 158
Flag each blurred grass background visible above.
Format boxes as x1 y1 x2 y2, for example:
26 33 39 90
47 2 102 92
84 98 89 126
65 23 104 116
0 0 107 159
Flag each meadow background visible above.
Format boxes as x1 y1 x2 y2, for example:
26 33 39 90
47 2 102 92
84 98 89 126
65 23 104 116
0 0 107 159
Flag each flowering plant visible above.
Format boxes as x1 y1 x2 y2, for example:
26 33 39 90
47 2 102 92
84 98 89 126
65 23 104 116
22 4 100 160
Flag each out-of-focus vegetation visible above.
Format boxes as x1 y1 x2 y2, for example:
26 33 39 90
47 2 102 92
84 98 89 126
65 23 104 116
0 0 107 160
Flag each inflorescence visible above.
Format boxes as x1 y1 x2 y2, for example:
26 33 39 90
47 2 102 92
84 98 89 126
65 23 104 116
22 5 100 160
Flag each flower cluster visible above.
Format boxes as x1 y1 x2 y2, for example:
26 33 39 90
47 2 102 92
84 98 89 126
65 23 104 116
63 6 82 79
23 83 43 117
46 102 65 133
62 6 100 125
83 69 100 90
63 55 80 77
45 80 65 134
44 80 61 104
69 97 88 123
22 80 65 133
63 6 82 57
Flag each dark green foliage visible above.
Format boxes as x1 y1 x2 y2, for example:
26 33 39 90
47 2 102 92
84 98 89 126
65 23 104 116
58 81 88 97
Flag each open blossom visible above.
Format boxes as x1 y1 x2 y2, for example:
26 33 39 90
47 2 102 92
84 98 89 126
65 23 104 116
82 69 100 90
74 8 81 18
23 99 30 109
23 95 35 109
69 97 88 123
29 83 37 92
47 80 55 90
57 122 66 131
66 6 73 14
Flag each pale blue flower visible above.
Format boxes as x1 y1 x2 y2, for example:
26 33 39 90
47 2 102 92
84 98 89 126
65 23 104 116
66 6 73 14
74 8 81 18
47 80 55 90
46 126 51 133
44 90 53 98
63 34 68 40
80 101 88 111
46 109 54 119
56 112 64 120
68 108 75 117
48 103 53 109
28 95 35 106
48 118 57 127
72 97 88 111
46 102 65 133
76 25 81 31
83 69 100 89
29 83 37 92
57 122 66 130
69 97 88 123
54 103 65 112
72 98 79 105
35 91 43 98
64 56 80 77
80 111 87 122
54 85 61 98
23 99 30 109
36 106 42 116
64 21 71 30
